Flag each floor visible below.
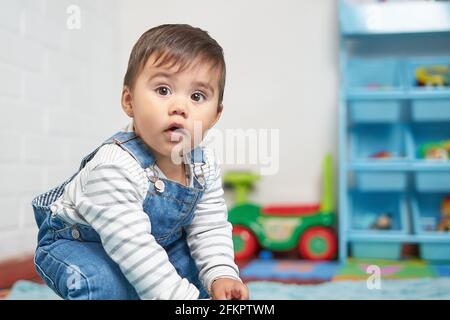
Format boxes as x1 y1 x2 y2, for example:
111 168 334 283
2 256 450 299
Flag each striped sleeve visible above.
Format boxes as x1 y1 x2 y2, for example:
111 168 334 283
185 148 241 294
72 159 200 299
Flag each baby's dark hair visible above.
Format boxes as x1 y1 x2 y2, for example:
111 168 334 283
123 24 225 110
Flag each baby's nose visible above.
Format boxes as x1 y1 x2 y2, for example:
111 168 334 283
169 102 188 117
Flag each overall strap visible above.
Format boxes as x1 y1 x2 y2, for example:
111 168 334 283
79 131 139 170
190 145 205 165
189 145 207 188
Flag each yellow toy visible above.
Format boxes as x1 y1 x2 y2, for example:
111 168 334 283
415 65 450 87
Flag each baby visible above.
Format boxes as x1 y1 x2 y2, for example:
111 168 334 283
32 24 248 300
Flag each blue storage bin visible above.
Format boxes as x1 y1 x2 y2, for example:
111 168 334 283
420 243 450 261
412 123 450 159
350 100 402 123
355 171 407 191
411 193 450 261
412 124 450 192
340 1 450 36
349 192 408 233
352 124 408 161
415 172 450 192
346 58 404 92
351 242 402 260
411 193 448 233
349 192 407 259
412 99 450 122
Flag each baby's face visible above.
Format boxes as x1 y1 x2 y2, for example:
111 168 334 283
123 54 222 160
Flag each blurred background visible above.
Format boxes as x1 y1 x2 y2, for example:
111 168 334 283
1 0 450 300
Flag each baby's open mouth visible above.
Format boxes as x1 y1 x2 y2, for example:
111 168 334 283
164 122 184 132
164 123 186 142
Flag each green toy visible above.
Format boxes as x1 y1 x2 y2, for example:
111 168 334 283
419 140 450 160
223 171 260 205
225 154 337 261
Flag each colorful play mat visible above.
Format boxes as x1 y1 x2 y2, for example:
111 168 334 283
240 258 450 284
3 258 450 300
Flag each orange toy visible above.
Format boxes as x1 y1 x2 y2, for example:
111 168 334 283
437 196 450 232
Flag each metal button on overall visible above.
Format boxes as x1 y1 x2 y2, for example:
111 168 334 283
154 180 165 193
71 227 80 240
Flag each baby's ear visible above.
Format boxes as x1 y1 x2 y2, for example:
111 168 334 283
121 86 134 117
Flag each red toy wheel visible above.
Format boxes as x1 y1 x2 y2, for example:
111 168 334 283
232 225 258 260
298 227 337 260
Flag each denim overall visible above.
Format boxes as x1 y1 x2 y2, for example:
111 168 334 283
32 131 209 299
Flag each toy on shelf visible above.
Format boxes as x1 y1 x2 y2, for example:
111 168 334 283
421 217 437 232
437 196 450 232
367 83 381 90
224 154 337 261
371 213 392 230
419 140 450 160
415 65 450 87
365 83 394 91
370 151 393 160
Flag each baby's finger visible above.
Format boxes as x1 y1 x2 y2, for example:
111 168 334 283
240 285 249 300
213 289 228 300
235 284 249 300
231 287 242 300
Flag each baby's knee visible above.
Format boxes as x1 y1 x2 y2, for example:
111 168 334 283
35 243 138 300
68 264 139 300
35 246 90 299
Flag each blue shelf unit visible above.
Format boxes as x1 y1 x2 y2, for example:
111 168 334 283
338 0 450 262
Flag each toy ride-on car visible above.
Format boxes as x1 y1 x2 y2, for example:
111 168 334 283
225 155 337 261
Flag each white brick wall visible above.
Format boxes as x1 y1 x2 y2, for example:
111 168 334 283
0 0 340 262
0 0 126 260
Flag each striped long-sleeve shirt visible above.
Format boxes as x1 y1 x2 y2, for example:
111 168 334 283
50 127 240 300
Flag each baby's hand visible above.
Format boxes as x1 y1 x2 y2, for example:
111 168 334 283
210 278 249 300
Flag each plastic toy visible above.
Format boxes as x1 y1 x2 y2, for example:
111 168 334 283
370 151 392 159
224 155 337 261
437 196 450 232
371 213 392 230
222 171 260 204
419 140 450 160
366 83 394 91
415 64 450 87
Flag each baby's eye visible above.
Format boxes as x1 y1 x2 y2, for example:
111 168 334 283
191 92 206 102
156 86 171 96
